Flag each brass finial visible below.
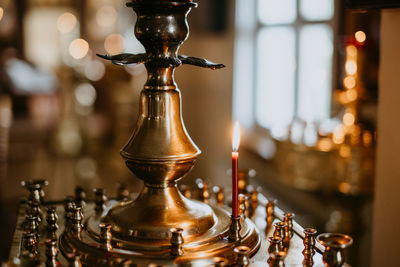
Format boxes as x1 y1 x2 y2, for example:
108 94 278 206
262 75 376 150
213 257 229 266
75 186 86 207
21 179 48 204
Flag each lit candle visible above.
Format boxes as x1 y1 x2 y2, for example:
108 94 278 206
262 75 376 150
232 121 240 217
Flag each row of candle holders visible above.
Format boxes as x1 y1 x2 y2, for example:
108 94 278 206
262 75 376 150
18 179 352 266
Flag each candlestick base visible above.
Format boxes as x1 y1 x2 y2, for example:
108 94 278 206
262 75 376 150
59 201 261 265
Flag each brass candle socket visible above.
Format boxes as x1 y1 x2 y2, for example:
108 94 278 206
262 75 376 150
229 215 242 242
317 233 353 267
302 228 317 267
234 246 251 266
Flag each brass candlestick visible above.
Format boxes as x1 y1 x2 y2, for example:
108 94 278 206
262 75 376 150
59 0 260 264
317 233 353 267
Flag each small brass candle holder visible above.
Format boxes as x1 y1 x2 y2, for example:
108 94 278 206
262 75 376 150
229 215 242 242
317 233 353 267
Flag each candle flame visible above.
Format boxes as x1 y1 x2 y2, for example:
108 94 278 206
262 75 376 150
232 121 240 151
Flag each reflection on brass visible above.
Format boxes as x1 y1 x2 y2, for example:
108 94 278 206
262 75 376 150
317 233 353 267
268 251 286 267
234 246 250 266
170 228 184 257
302 228 317 267
283 212 295 239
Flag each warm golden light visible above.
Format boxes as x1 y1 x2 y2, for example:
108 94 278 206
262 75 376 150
339 145 351 158
104 34 125 55
346 89 358 102
343 76 356 89
317 138 333 152
232 121 240 151
355 30 366 43
343 113 355 126
0 7 4 22
345 60 357 75
96 6 118 28
333 125 345 144
363 131 373 147
69 38 89 59
346 45 357 58
57 12 77 34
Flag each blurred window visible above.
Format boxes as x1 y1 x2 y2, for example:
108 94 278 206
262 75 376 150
234 0 336 141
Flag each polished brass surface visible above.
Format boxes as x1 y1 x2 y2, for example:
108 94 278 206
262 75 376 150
268 251 286 267
302 228 317 267
234 246 250 266
9 191 337 266
317 233 353 267
283 212 295 239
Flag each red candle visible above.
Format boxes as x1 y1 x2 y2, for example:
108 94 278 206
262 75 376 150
232 121 240 217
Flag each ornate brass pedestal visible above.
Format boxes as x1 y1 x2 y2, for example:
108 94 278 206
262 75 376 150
60 0 260 264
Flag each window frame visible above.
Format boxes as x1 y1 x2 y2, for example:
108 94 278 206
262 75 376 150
233 0 341 157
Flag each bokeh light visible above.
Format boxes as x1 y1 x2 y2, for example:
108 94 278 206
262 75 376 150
345 60 357 75
343 112 355 126
343 76 356 89
354 30 366 43
104 34 125 55
69 38 89 59
96 6 118 28
85 60 106 81
346 45 357 58
75 83 97 107
0 7 4 22
57 12 77 34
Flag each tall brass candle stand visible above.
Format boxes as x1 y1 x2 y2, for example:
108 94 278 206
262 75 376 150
59 0 261 265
